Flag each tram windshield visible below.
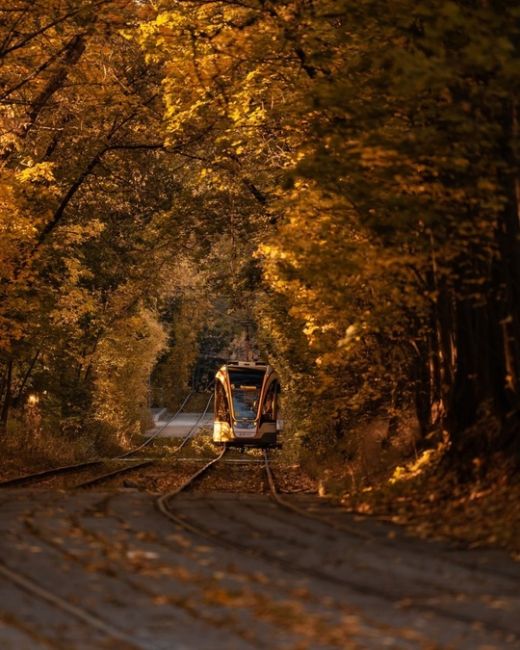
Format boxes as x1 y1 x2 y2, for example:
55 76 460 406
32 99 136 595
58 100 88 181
229 369 265 421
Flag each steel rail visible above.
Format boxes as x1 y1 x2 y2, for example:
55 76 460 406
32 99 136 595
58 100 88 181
262 450 372 540
72 393 214 489
0 561 149 650
156 444 227 522
262 451 520 635
152 457 274 465
156 446 228 538
0 391 200 489
157 451 518 640
0 459 104 488
263 451 520 585
70 460 155 489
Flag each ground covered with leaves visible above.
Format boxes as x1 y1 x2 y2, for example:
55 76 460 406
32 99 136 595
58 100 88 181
336 450 520 560
85 442 316 496
3 416 518 563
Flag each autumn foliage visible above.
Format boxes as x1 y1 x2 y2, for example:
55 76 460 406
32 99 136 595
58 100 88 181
1 1 519 476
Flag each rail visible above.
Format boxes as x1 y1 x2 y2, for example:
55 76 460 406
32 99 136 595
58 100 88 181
263 450 371 540
71 393 214 488
0 391 212 489
156 444 227 522
0 561 147 649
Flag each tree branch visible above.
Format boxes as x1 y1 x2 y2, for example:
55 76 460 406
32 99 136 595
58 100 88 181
0 0 110 59
0 38 75 103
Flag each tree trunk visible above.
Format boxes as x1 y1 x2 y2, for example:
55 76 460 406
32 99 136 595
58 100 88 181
13 351 40 406
0 359 13 432
493 98 520 452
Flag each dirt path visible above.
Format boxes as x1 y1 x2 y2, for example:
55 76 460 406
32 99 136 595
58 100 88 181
0 488 518 649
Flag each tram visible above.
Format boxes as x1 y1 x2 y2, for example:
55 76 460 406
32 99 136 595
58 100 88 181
213 361 282 448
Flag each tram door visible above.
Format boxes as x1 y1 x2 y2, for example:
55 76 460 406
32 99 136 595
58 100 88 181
214 378 231 441
259 375 283 436
260 379 278 423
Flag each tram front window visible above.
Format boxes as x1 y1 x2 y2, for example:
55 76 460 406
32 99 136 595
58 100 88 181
229 369 264 421
232 388 259 420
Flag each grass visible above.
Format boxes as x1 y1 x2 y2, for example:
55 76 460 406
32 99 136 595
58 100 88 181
1 417 95 480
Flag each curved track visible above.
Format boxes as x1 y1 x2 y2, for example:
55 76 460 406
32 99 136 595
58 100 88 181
72 393 214 488
263 449 372 540
0 391 212 489
156 444 228 525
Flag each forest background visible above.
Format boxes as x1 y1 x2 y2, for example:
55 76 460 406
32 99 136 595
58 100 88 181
1 0 519 533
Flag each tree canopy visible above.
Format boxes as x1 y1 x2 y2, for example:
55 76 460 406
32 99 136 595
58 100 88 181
1 0 519 474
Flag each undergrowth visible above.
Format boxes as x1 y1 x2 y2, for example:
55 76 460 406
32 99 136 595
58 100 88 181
302 416 520 559
1 411 130 479
343 449 520 559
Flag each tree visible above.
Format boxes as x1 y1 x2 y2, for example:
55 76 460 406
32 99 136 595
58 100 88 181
140 0 520 469
0 1 180 442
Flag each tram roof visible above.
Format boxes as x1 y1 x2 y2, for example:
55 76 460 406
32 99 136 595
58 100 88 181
223 361 267 370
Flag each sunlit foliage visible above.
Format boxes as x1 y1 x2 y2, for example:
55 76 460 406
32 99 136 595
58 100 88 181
138 0 520 468
1 0 518 473
0 1 178 444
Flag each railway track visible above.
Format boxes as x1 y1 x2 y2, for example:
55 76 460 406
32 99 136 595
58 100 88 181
0 459 104 489
156 444 228 525
0 391 212 489
71 394 213 489
155 450 519 642
0 561 148 650
263 451 520 583
156 447 366 556
262 450 372 540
